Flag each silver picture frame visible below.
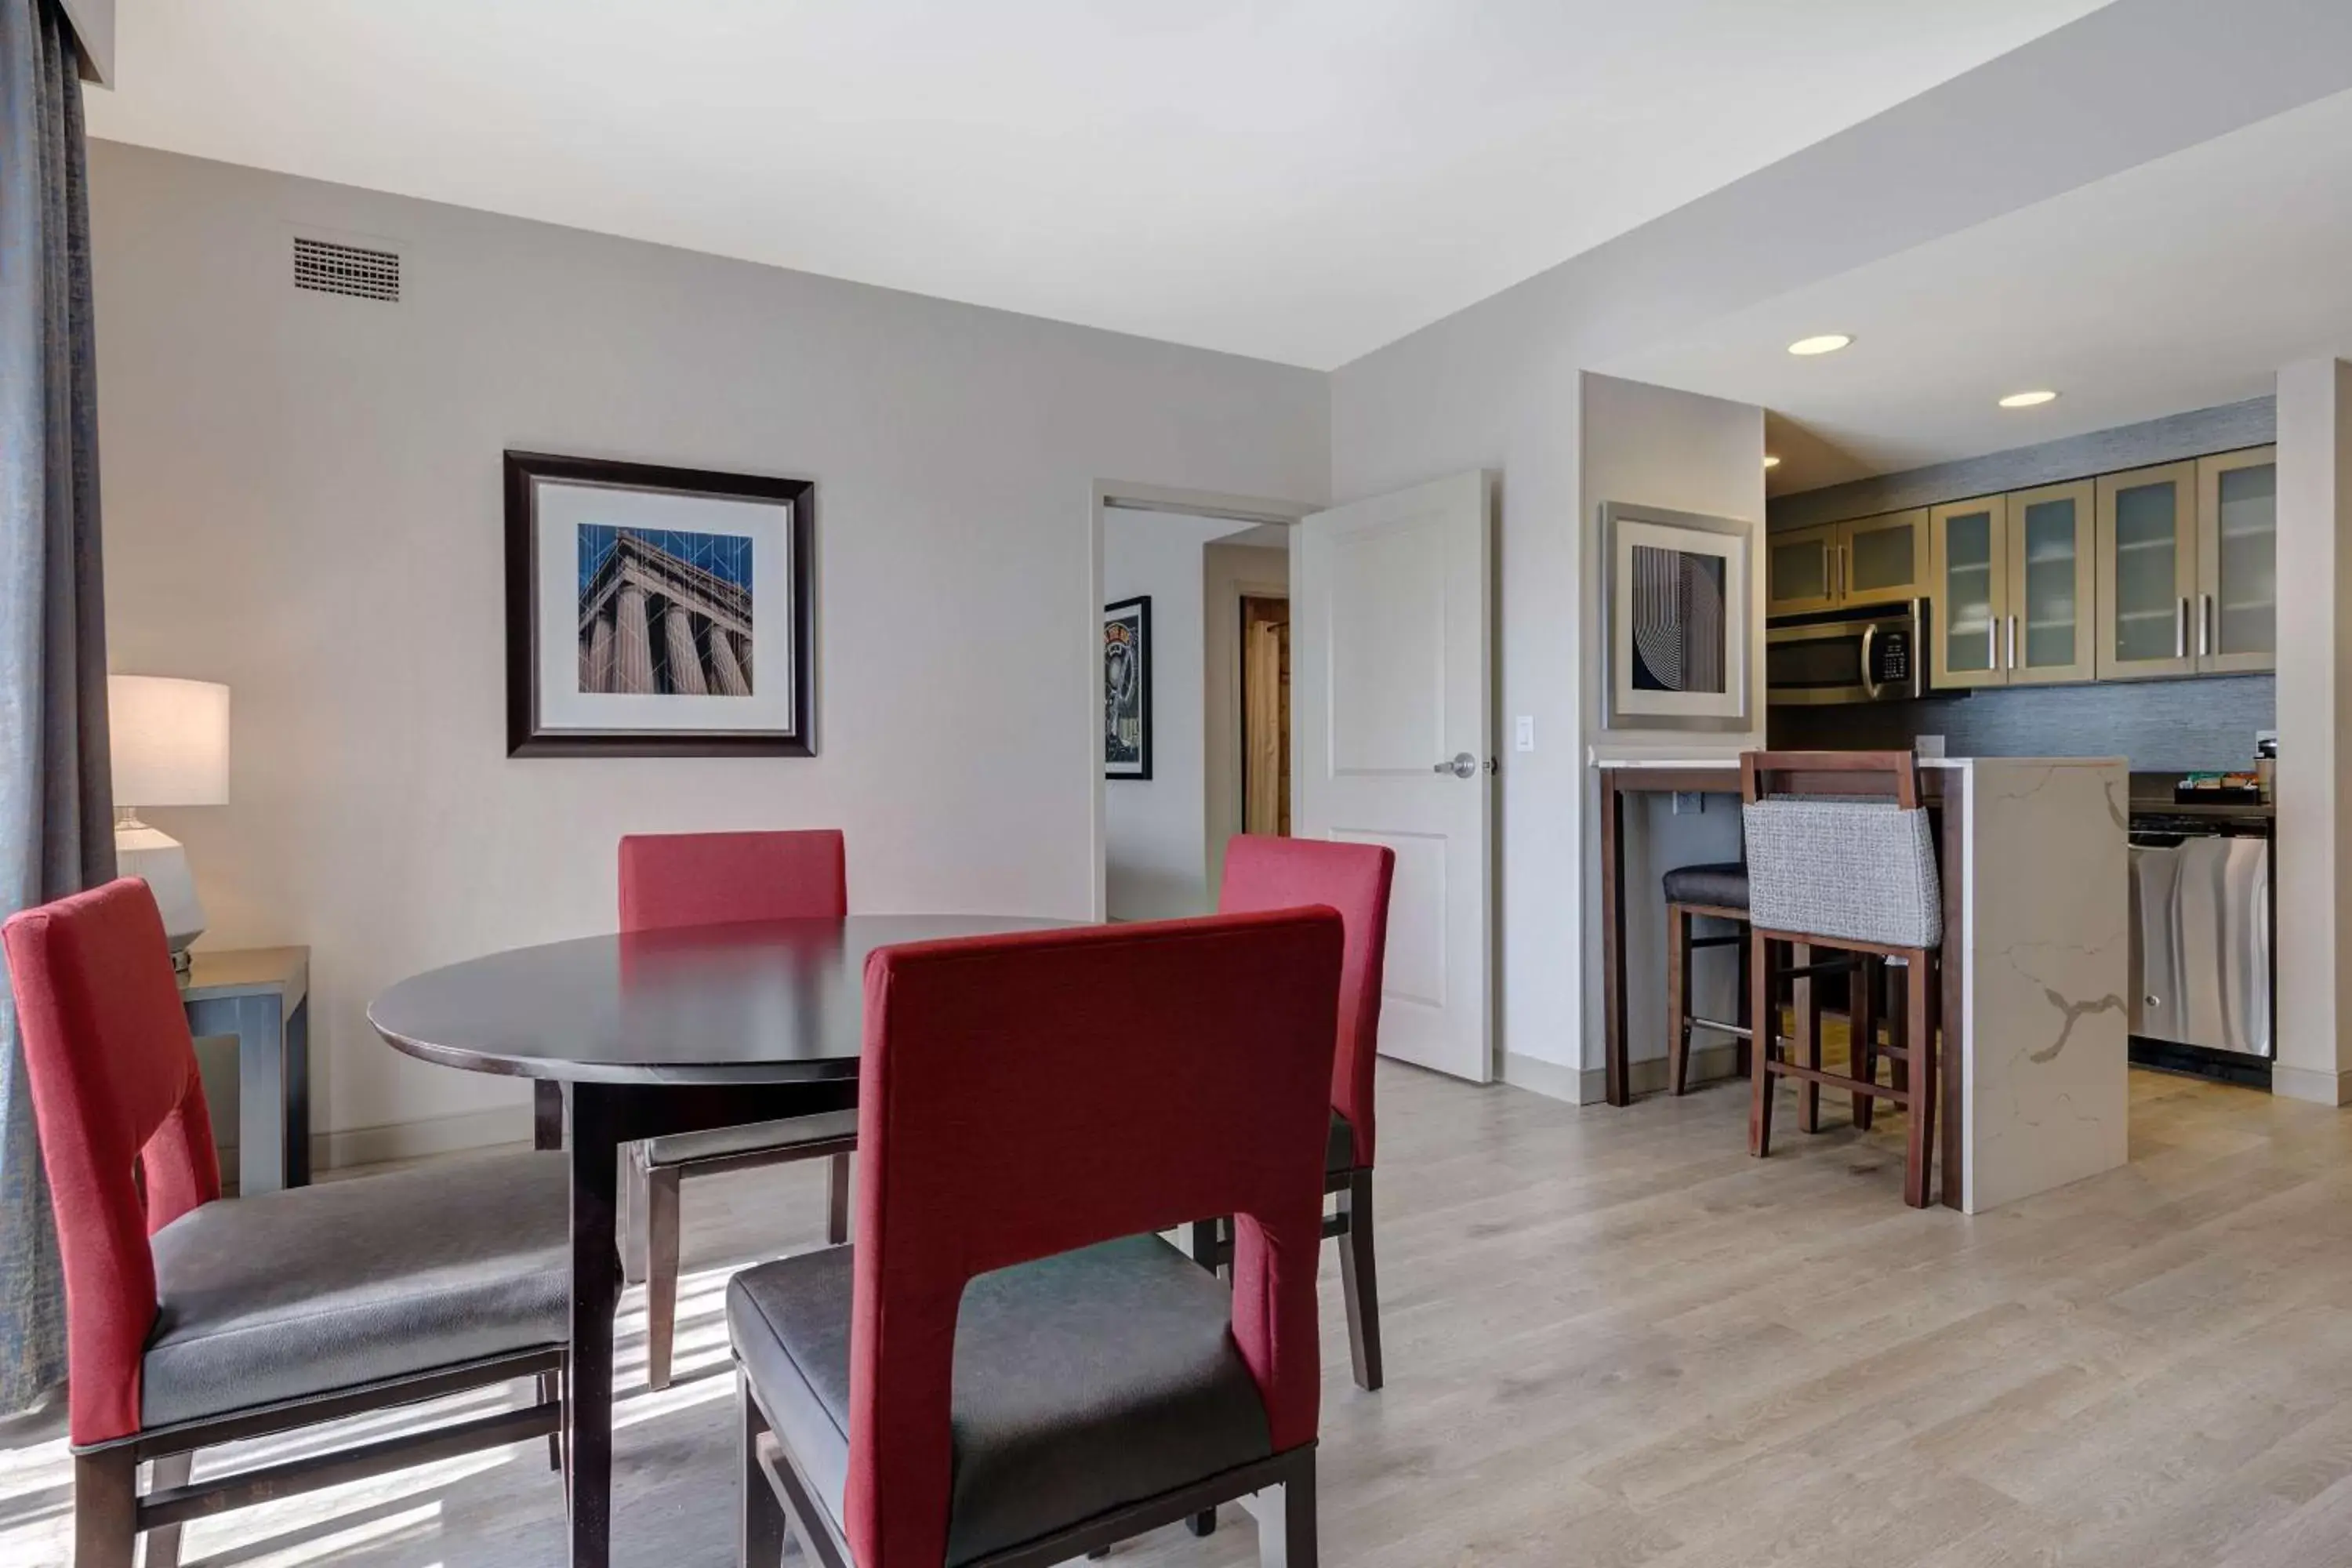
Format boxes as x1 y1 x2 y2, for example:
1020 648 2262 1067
1599 500 1755 733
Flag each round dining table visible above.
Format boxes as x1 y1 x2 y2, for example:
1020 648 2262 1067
367 913 1069 1568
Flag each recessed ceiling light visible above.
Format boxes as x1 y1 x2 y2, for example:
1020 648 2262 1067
1762 455 1781 470
1999 389 2060 408
1787 334 1853 357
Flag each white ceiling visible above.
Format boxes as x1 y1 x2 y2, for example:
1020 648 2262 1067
85 0 2113 370
1610 85 2352 497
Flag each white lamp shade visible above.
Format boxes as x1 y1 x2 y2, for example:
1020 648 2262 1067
109 675 230 808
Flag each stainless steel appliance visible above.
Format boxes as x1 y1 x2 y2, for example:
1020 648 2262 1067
2129 810 2272 1072
1765 601 1926 706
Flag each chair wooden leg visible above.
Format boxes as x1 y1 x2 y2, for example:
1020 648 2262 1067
739 1373 788 1568
824 1152 851 1247
1748 934 1776 1158
1733 921 1752 1079
1795 942 1823 1134
74 1449 136 1568
1904 950 1936 1209
621 1144 648 1287
539 1367 565 1472
1852 956 1878 1132
142 1451 192 1568
1666 903 1691 1096
1888 964 1909 1096
1258 1457 1318 1568
645 1163 683 1391
1338 1168 1384 1392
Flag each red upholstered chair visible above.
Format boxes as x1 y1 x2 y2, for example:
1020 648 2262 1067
615 829 860 1389
1203 834 1396 1392
4 880 567 1568
729 910 1341 1568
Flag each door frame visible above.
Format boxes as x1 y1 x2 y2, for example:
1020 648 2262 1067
1088 481 1317 921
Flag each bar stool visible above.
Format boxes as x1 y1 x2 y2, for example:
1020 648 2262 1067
1740 751 1943 1208
1661 863 1752 1095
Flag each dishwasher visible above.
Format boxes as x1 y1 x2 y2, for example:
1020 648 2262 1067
2128 809 2274 1087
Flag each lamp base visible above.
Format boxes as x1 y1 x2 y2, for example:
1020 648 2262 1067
114 815 208 957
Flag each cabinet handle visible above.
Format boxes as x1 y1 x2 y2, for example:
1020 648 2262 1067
2199 592 2213 658
2007 615 2018 671
2175 597 2188 659
1987 617 1998 671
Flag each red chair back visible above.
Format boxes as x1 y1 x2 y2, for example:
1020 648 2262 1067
617 829 848 931
2 878 221 1444
844 911 1341 1568
1219 834 1395 1167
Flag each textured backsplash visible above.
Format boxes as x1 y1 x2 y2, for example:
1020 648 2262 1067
1768 674 2274 772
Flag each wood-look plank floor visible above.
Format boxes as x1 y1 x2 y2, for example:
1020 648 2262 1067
5 1063 2351 1567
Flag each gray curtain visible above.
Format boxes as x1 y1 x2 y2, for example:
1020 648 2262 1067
0 0 113 1414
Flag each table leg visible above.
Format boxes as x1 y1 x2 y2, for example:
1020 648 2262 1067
1601 771 1629 1107
194 994 292 1196
284 996 311 1186
567 1084 623 1568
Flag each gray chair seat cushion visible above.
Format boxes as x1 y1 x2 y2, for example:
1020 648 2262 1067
142 1150 569 1430
645 1109 860 1168
1661 861 1751 910
728 1234 1272 1566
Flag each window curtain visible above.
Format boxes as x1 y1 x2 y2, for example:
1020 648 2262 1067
0 0 114 1413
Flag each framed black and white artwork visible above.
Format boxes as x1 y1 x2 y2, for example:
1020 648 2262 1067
1600 501 1751 732
504 451 815 757
1104 595 1152 779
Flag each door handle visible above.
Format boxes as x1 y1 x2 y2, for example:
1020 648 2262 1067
1434 753 1479 779
2176 597 2188 659
2199 592 2213 658
2007 615 2018 671
1986 617 1997 671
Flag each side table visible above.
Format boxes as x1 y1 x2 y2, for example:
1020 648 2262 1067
182 946 311 1194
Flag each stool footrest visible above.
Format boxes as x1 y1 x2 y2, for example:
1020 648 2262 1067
1689 1017 1751 1041
1761 1054 1922 1105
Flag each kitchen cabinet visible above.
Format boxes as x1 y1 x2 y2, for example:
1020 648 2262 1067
2195 446 2277 674
1766 510 1926 619
2095 461 2198 680
2005 481 2099 684
1929 496 2006 689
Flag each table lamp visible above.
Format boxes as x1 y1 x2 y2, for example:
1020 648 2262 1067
109 674 230 975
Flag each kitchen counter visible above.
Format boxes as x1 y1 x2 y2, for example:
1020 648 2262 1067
1591 751 2130 1214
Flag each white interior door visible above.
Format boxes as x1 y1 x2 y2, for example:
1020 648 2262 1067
1294 471 1491 1083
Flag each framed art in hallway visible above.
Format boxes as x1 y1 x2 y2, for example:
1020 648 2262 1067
504 451 815 757
1104 595 1152 779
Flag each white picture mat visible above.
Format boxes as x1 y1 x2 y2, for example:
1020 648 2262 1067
1612 518 1748 720
534 479 796 735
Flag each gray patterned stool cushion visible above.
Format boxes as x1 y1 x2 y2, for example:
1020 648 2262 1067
1742 799 1942 949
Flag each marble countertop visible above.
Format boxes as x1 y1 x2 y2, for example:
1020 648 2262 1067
1586 750 2128 772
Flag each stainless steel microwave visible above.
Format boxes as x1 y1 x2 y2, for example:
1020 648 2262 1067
1766 601 1927 706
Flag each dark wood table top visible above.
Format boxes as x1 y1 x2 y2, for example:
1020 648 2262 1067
368 913 1071 1086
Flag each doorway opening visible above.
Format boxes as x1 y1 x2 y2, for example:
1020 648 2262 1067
1090 484 1312 922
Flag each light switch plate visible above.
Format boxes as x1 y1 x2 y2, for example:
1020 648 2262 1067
1515 715 1535 752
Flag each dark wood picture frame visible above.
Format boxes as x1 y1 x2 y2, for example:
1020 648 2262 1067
1104 595 1152 780
504 451 815 757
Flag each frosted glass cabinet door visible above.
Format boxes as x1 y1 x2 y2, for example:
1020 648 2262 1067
1929 497 2007 689
2004 481 2096 685
1766 523 1838 617
2096 462 2198 681
2196 446 2276 674
1838 509 1928 608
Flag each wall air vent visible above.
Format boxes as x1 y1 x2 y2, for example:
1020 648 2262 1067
292 236 401 303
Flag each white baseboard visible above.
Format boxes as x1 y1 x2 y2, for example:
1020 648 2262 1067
313 1105 535 1173
1501 1051 1586 1105
2270 1063 2352 1106
1570 1042 1746 1106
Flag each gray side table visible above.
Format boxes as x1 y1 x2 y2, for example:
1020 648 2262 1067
182 946 310 1194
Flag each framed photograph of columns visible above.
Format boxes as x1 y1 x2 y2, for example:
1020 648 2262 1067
1600 500 1752 732
503 451 815 757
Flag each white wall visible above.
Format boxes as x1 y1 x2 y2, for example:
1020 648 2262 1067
2274 358 2352 1105
1104 513 1245 920
89 143 1327 1154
